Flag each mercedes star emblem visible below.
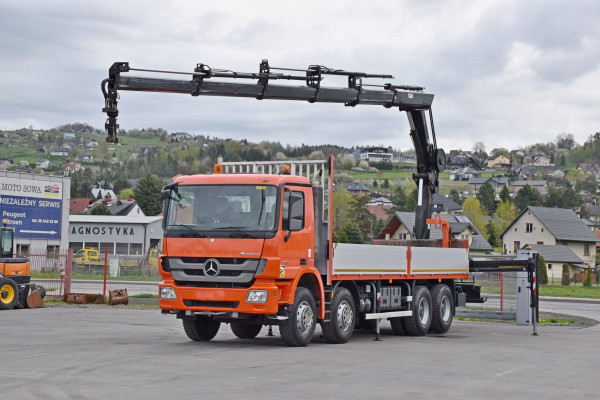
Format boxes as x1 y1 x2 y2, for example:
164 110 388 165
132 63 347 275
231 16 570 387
203 259 220 277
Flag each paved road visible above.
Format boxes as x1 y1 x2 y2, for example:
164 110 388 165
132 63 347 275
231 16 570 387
1 301 598 400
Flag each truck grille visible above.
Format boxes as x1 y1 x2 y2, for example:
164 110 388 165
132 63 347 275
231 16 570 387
167 257 262 284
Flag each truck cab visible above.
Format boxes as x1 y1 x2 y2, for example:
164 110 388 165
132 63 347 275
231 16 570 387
159 172 323 319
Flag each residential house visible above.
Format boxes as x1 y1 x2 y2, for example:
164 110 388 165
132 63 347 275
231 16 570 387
431 193 462 214
446 151 483 170
85 196 145 217
70 198 93 215
63 162 84 176
449 167 482 181
78 154 94 162
526 154 551 167
513 180 547 194
367 204 391 222
468 177 509 192
375 212 492 254
500 206 597 269
529 244 589 282
576 163 600 178
486 154 511 169
19 160 30 167
90 188 117 200
85 139 99 150
334 182 371 195
367 197 392 207
35 159 53 169
64 132 76 139
51 147 69 156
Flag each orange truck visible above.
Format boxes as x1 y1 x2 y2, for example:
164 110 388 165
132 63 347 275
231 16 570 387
158 159 471 346
101 59 539 345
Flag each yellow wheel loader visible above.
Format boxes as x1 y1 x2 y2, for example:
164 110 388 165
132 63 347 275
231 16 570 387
0 220 45 310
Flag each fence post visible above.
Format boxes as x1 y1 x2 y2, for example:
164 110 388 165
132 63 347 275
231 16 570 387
103 246 108 300
65 248 72 295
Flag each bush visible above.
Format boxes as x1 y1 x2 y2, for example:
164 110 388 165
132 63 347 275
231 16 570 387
538 257 548 285
561 264 571 286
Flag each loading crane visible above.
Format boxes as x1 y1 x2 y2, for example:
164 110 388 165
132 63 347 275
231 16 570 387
101 60 446 239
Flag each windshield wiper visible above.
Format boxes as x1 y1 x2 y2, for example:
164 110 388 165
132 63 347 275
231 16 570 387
171 224 206 237
211 226 257 238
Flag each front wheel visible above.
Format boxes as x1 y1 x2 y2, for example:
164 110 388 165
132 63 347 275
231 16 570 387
230 321 263 339
182 315 220 341
0 278 19 310
279 287 317 347
321 287 355 344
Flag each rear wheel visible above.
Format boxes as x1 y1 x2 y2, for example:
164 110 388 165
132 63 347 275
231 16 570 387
230 321 263 339
279 287 316 347
404 285 432 336
0 278 19 310
430 284 454 334
321 287 355 344
182 315 220 341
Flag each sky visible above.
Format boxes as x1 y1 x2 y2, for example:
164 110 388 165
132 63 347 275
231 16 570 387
1 0 600 154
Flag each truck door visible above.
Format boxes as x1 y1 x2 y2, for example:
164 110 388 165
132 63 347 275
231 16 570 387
278 186 310 275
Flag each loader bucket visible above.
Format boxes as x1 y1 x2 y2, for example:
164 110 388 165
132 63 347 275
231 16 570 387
108 289 129 306
26 289 45 308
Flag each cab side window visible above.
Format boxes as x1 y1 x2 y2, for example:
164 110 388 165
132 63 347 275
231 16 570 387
282 190 304 231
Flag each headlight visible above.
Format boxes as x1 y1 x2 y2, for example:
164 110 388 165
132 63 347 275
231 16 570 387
160 286 177 300
246 290 268 303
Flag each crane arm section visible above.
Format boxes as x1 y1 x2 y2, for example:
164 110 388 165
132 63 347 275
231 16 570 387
101 60 446 239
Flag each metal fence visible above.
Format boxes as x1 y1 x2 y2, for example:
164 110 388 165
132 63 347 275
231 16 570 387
457 271 518 319
23 249 72 298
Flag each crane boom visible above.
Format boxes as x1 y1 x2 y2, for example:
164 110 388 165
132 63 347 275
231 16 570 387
101 60 446 239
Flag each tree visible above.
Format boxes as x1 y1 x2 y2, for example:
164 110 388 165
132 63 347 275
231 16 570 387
133 172 164 216
490 148 510 159
495 200 517 233
332 186 353 235
539 256 548 285
118 188 134 200
514 185 542 212
343 222 364 244
561 264 570 286
349 194 375 239
406 187 418 212
556 133 576 150
462 197 486 232
113 177 131 195
91 204 111 215
383 178 390 189
560 154 566 166
499 185 511 203
477 182 496 215
485 220 497 248
448 189 462 205
389 185 408 213
583 265 592 287
473 141 487 163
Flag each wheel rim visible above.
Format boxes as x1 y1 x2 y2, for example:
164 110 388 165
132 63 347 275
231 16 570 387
1 285 15 304
417 297 430 325
440 295 451 322
296 301 314 333
336 300 354 332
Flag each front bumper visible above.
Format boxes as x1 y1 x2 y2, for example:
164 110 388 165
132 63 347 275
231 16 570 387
159 281 280 315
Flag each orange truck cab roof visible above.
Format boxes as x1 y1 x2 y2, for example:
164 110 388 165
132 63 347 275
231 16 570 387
174 173 311 187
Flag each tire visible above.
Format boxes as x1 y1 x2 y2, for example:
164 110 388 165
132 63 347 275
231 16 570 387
321 287 355 344
430 284 454 334
230 321 263 339
390 316 408 335
182 315 221 341
0 278 19 310
279 287 317 347
404 285 432 336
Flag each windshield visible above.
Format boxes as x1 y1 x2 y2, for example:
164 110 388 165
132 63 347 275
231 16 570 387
165 184 278 231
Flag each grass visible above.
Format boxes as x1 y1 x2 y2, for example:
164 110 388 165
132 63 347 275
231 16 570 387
132 293 158 299
539 284 600 299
